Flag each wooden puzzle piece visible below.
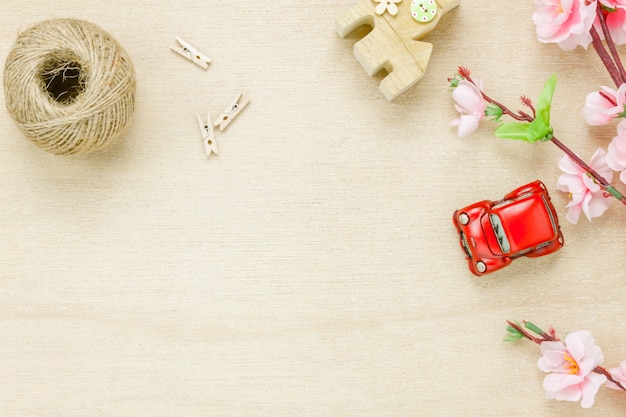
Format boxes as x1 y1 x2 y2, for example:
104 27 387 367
336 0 460 101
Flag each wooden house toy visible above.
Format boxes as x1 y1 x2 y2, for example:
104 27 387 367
336 0 460 101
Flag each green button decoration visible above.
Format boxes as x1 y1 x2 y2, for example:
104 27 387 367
411 0 438 23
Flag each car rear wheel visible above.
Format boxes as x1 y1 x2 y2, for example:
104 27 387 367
458 212 470 225
476 261 487 274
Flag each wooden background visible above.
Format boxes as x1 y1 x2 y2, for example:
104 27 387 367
1 1 625 415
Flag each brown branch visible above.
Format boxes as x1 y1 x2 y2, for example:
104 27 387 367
596 5 626 84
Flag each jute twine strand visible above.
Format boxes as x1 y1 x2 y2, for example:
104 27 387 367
3 18 136 155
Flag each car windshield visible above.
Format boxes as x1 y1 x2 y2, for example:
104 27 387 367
542 195 557 234
489 213 510 253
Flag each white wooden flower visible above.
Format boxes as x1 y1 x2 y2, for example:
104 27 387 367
373 0 402 16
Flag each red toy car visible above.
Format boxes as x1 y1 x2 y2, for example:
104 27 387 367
452 180 564 276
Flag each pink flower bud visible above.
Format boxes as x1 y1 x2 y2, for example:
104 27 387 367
581 84 626 125
451 80 486 138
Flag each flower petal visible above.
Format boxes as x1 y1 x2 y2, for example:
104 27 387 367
572 191 589 207
547 384 582 403
582 191 612 221
580 373 607 408
566 202 583 224
543 372 584 392
581 87 621 125
565 332 586 364
616 83 626 107
581 105 614 125
607 139 626 171
590 148 613 181
538 350 567 372
557 173 585 194
452 81 486 116
604 8 626 46
558 154 583 175
579 345 604 376
607 361 626 390
607 131 626 171
582 172 601 193
455 115 480 138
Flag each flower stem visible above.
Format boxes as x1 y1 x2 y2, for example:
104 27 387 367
595 5 626 84
590 26 623 87
595 365 626 391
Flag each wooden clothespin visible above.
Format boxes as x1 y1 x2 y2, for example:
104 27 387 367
197 111 218 156
170 36 211 69
213 93 250 131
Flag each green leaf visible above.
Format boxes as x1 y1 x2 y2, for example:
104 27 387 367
526 120 553 143
504 332 524 342
506 324 519 333
493 75 557 143
504 324 523 342
536 74 557 124
527 74 557 142
495 121 531 141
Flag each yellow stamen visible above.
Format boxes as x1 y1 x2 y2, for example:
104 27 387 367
564 352 579 375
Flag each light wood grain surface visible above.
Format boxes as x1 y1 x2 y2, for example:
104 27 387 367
1 1 625 416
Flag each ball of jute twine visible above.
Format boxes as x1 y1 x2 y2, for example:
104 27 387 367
3 18 136 155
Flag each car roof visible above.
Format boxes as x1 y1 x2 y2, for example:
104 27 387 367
491 193 556 253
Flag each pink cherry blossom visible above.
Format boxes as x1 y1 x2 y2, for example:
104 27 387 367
451 79 486 138
606 119 626 182
606 361 626 390
557 148 613 223
581 84 626 125
537 330 607 408
532 0 597 50
596 0 626 45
